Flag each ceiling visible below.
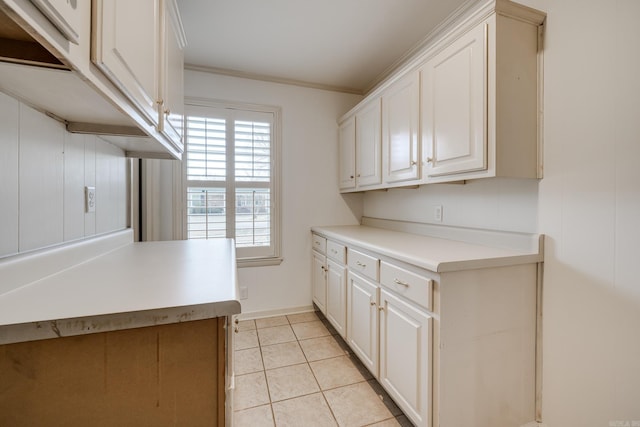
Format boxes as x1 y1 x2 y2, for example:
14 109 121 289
177 0 473 94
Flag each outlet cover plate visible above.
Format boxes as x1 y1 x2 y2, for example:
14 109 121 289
85 186 96 213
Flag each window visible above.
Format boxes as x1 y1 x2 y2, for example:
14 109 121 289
184 99 281 264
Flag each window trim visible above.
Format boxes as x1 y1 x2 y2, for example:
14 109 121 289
181 97 282 267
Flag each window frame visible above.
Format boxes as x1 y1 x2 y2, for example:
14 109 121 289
182 97 282 267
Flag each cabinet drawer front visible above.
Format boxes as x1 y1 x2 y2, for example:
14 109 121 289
348 249 379 281
326 241 346 263
380 262 432 310
312 234 327 254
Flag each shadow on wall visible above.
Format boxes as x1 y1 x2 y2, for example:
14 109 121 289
340 192 364 223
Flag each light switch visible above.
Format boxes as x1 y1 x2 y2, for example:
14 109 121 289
434 205 443 222
85 186 96 213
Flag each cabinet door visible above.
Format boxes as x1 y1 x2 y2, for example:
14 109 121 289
326 259 347 339
338 117 356 191
312 250 327 314
382 72 420 183
158 0 185 148
31 0 83 44
347 271 379 376
355 98 382 188
379 289 432 427
421 23 486 178
92 0 160 127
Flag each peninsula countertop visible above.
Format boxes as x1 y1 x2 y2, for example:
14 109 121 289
0 236 241 345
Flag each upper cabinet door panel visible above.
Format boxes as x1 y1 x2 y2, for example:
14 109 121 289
92 0 160 127
338 116 356 191
422 23 486 178
355 98 382 188
382 72 420 184
158 0 185 144
30 0 82 43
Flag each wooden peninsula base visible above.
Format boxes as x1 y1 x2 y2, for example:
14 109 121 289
0 318 227 427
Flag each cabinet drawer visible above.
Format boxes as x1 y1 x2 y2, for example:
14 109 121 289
326 241 346 263
312 234 326 254
348 249 379 281
380 261 432 310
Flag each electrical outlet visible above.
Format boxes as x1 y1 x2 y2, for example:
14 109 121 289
239 286 248 300
85 186 96 213
434 205 443 222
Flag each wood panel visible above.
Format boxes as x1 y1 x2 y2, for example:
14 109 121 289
0 318 226 426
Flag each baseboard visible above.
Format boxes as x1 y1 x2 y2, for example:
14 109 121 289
236 305 315 321
521 422 546 427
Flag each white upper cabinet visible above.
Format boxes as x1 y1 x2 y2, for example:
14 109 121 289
92 0 160 129
421 22 486 178
337 0 545 189
421 11 543 183
338 97 382 193
30 0 83 44
355 98 382 188
382 72 420 184
0 0 185 158
338 116 356 191
158 0 186 145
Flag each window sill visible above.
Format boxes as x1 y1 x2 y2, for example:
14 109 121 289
237 257 283 268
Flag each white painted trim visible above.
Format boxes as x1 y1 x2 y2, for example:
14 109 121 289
165 0 187 49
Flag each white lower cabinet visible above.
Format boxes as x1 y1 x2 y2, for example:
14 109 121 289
311 249 327 314
346 271 380 376
313 229 538 427
379 288 432 426
326 258 347 338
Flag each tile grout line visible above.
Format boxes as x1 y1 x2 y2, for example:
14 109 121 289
235 313 408 426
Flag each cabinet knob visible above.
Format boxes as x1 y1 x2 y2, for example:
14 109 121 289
410 161 417 166
370 301 376 306
164 109 171 116
357 174 361 177
356 261 366 268
378 306 385 312
234 318 239 324
425 157 434 164
350 175 354 179
234 327 239 333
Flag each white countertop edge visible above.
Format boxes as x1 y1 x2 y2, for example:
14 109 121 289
0 300 241 345
0 229 134 296
312 224 543 273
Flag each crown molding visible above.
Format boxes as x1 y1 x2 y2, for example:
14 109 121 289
184 63 365 95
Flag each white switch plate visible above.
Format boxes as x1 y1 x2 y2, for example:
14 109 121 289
434 205 443 222
85 186 96 213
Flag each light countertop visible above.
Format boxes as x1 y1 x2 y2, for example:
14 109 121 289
0 237 240 344
312 224 543 273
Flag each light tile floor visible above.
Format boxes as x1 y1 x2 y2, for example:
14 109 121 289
233 311 414 427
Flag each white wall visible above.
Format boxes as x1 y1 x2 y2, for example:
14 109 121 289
364 177 538 233
364 0 640 425
533 0 640 424
0 92 128 259
183 70 363 315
